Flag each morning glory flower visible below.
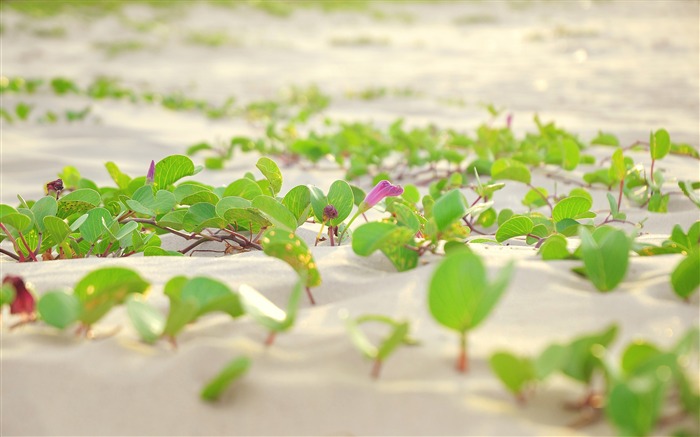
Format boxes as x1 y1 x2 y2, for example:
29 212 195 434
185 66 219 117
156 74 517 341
338 180 403 245
146 160 155 185
359 180 404 212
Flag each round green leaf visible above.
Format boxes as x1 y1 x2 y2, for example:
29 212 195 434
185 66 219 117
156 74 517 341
326 180 354 226
37 291 81 329
261 229 321 288
495 215 533 243
552 196 593 222
432 189 468 233
491 158 531 184
126 297 165 344
30 196 58 233
154 155 196 189
671 250 700 298
252 196 298 232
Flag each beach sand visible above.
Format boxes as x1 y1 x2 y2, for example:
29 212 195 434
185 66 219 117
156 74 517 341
1 1 698 435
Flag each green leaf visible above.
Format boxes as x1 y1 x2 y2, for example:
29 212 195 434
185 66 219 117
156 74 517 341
42 216 71 245
561 324 618 383
650 128 671 161
578 226 630 292
126 296 165 344
671 251 700 298
0 212 32 233
74 267 150 326
30 196 58 233
490 352 535 395
216 196 251 217
238 275 303 333
534 343 568 380
351 222 402 256
282 185 312 226
308 185 328 222
173 184 219 206
252 196 298 232
326 180 354 226
552 196 594 222
127 186 177 216
154 155 196 189
606 375 667 437
200 356 251 402
223 178 263 200
495 215 534 243
678 181 700 208
609 148 626 182
37 291 82 329
256 157 283 196
621 341 662 376
56 188 101 219
591 131 619 147
559 138 581 170
432 189 468 233
539 234 570 260
79 207 112 243
647 192 669 213
163 297 199 339
261 229 321 288
491 158 531 184
346 314 412 363
180 277 243 319
183 203 227 232
143 246 184 257
401 184 420 204
392 203 421 233
428 252 513 333
0 284 15 306
105 162 131 190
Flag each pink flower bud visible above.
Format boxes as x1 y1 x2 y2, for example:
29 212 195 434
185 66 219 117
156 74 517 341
146 160 155 185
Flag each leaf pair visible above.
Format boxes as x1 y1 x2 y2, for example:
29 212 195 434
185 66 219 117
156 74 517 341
428 252 514 371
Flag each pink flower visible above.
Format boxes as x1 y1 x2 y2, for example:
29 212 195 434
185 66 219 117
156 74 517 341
506 113 513 130
360 180 404 211
3 275 35 316
146 160 155 185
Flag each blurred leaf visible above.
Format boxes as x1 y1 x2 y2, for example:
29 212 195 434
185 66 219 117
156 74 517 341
200 356 251 402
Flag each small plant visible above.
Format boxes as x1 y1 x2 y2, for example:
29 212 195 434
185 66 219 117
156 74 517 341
428 251 514 372
344 312 417 378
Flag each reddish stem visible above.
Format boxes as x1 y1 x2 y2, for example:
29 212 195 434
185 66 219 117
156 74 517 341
18 231 38 262
305 286 316 305
616 179 624 212
265 331 277 347
371 359 383 379
456 332 468 373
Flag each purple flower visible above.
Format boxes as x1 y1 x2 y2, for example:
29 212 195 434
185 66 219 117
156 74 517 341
146 160 155 185
360 180 404 211
323 204 338 221
45 179 64 198
506 113 513 130
3 275 35 316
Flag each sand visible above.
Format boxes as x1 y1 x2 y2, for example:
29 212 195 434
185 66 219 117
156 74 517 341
1 1 699 436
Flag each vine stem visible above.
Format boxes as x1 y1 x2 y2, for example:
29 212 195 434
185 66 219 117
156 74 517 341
371 359 383 379
17 231 38 262
0 223 25 261
0 247 20 261
526 183 553 212
457 332 468 373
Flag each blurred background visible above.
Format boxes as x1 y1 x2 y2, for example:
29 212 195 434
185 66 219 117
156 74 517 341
1 0 698 202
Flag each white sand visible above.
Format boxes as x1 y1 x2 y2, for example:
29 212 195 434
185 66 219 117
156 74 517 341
1 1 699 436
